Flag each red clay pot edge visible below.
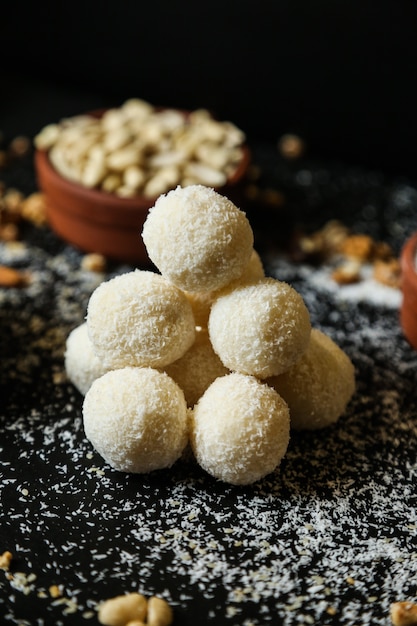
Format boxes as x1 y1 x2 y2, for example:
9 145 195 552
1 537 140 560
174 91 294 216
400 231 417 350
46 203 149 264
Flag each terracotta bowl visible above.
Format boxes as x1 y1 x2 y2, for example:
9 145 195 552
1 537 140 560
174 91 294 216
400 231 417 350
34 116 251 266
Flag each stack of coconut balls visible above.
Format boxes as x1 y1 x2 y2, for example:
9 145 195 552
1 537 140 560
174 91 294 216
65 185 356 485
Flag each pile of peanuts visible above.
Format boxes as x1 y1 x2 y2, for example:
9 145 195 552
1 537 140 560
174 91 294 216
34 98 246 199
0 184 48 288
293 219 402 289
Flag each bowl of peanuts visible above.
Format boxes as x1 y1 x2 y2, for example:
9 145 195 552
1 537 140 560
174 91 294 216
400 231 417 351
34 98 250 265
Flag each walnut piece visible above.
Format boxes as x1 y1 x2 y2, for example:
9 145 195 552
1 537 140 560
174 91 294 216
0 551 13 570
391 601 417 626
341 234 374 261
373 258 401 289
331 259 362 285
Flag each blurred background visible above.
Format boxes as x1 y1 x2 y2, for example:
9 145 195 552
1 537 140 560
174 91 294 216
2 0 417 180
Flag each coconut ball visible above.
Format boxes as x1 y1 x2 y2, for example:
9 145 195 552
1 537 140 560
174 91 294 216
215 247 265 294
142 185 254 292
208 277 311 379
182 290 216 331
184 249 265 328
267 328 356 430
86 269 195 369
83 367 189 473
64 322 110 395
163 328 229 407
190 372 290 485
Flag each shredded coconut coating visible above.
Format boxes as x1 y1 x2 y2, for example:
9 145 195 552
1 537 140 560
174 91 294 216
267 328 356 430
184 249 265 328
208 277 311 378
190 373 290 485
83 367 188 473
64 322 110 395
86 269 195 369
163 328 229 407
141 185 254 292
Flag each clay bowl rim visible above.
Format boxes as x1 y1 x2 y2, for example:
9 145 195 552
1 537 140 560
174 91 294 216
400 230 417 289
399 231 417 351
34 107 252 215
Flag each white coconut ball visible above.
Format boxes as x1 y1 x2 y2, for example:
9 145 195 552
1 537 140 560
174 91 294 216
163 328 229 407
190 372 290 485
86 269 195 369
208 277 311 378
267 328 356 430
184 249 265 329
64 322 110 395
142 185 254 292
83 367 189 473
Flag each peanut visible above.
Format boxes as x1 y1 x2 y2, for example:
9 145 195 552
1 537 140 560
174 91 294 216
103 126 132 153
147 596 173 626
123 166 146 190
98 592 147 626
0 551 13 570
20 192 47 226
331 259 362 285
34 123 61 150
142 166 181 198
0 265 28 288
81 253 107 273
106 146 142 171
391 601 417 626
184 162 227 187
373 258 401 288
81 148 107 188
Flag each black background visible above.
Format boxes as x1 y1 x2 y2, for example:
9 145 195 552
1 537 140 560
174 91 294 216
2 0 417 179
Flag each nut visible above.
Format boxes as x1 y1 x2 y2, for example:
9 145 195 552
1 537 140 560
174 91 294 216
20 192 47 226
98 592 147 626
391 601 417 626
0 265 29 288
373 240 395 261
373 258 401 289
3 189 24 213
295 220 350 262
81 253 107 273
0 223 19 241
341 234 374 261
147 596 173 626
331 259 362 285
0 551 13 570
49 584 62 598
319 220 350 255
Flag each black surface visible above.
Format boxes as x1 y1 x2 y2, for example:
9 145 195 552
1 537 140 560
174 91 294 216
3 0 417 178
1 101 417 624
